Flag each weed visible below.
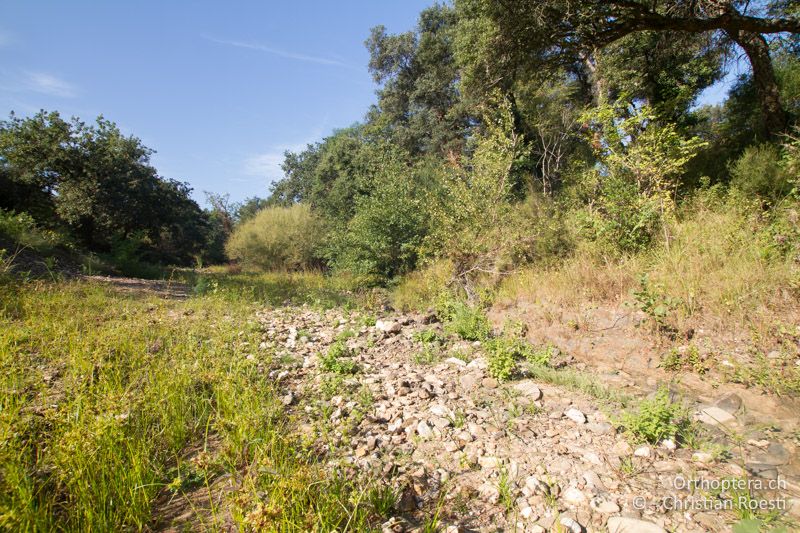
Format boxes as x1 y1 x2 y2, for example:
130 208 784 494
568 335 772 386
367 484 396 517
413 344 441 365
319 341 359 374
632 274 682 333
440 300 491 341
618 387 693 445
662 344 709 374
413 328 444 344
497 467 515 512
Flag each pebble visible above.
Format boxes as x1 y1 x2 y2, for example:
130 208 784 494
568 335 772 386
565 408 587 424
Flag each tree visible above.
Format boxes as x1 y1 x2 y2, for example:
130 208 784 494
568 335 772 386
366 4 471 157
0 110 208 263
458 0 800 137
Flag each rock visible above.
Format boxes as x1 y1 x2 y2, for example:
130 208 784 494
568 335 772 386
591 498 621 514
281 392 294 406
751 442 790 466
586 422 615 435
513 380 543 400
661 438 676 451
562 486 587 505
459 373 481 391
445 357 467 367
634 446 651 458
692 451 714 464
478 455 502 470
559 516 583 533
715 393 743 414
696 406 736 426
565 408 587 424
417 420 433 439
607 517 666 533
746 462 779 479
376 320 402 334
482 377 498 389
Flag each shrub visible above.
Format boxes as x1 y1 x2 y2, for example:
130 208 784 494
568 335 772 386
0 209 64 252
225 204 324 271
730 143 793 204
439 300 491 341
618 387 692 444
327 173 428 285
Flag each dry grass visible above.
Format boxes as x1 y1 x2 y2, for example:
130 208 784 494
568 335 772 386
497 193 799 335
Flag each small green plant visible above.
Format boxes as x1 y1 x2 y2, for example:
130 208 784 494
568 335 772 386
335 328 356 341
618 387 692 444
448 409 467 429
367 484 396 517
662 344 709 374
413 344 441 365
632 274 681 332
497 467 515 512
319 341 359 374
413 328 444 344
486 339 517 382
441 301 491 341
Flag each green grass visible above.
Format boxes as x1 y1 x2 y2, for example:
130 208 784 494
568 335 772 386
0 278 386 531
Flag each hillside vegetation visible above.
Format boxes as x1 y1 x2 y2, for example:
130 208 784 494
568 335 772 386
2 1 800 532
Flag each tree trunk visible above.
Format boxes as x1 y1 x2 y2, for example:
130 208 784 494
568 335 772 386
728 30 788 138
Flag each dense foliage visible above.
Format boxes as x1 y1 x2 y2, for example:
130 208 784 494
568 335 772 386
0 111 210 266
2 2 799 289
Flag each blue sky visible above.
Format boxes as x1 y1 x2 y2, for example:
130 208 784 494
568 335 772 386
0 1 435 204
1 1 742 207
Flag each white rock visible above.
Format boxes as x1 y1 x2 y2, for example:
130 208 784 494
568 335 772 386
417 420 433 439
692 451 714 464
445 357 467 367
513 380 543 400
562 486 587 505
590 498 620 514
559 516 583 533
661 438 677 450
696 406 736 426
634 446 651 458
607 517 666 533
376 319 402 334
565 408 587 424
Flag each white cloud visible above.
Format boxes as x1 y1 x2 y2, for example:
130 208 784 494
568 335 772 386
22 71 78 98
206 36 355 69
243 120 329 182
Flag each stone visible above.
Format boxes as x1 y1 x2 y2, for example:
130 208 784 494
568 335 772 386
445 357 467 367
376 320 402 334
607 517 666 533
715 393 743 414
513 380 543 400
591 499 621 514
559 516 583 533
565 408 587 424
751 442 790 466
661 438 676 451
562 486 587 505
586 422 615 435
692 451 714 464
634 446 651 458
696 406 736 426
482 377 498 389
417 420 433 439
281 392 294 406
